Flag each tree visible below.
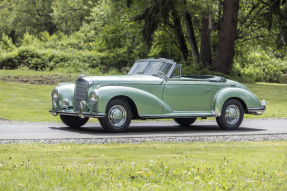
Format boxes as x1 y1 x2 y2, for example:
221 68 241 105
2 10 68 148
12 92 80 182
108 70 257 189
181 0 199 64
199 13 211 66
212 0 240 73
132 0 189 62
0 0 92 44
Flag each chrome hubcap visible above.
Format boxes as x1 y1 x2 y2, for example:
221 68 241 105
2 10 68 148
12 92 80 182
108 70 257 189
108 105 127 127
225 105 240 125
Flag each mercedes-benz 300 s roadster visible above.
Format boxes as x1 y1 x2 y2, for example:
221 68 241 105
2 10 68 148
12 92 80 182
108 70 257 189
49 58 266 132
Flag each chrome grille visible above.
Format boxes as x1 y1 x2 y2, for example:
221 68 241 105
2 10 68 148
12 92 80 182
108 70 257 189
74 80 89 112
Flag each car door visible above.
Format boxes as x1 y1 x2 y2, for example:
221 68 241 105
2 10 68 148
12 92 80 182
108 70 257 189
162 78 216 112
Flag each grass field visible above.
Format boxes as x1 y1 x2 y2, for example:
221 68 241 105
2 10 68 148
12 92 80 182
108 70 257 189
0 69 287 121
0 141 287 190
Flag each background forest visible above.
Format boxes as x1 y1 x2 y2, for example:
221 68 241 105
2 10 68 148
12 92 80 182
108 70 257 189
0 0 287 83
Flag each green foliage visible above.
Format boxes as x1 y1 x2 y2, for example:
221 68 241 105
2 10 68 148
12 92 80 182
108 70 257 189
0 0 286 82
234 50 287 83
0 34 16 52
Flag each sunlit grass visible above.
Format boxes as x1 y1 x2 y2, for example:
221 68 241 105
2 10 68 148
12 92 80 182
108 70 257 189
244 83 287 119
0 141 287 190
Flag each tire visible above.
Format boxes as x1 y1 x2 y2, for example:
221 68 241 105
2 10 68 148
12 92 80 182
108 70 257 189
60 115 89 128
174 118 197 127
99 98 132 133
216 99 244 130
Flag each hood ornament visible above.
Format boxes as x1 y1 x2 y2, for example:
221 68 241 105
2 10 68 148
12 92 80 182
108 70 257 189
80 69 85 78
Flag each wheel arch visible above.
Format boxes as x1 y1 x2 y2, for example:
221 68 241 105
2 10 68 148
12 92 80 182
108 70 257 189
213 88 261 116
108 95 140 119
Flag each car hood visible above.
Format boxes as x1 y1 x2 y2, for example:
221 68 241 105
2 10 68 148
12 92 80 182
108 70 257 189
85 75 164 85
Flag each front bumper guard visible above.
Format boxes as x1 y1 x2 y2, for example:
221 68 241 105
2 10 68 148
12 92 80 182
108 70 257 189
50 100 105 118
247 99 266 115
49 109 106 118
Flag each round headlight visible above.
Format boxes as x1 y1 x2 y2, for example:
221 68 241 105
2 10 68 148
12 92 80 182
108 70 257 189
89 90 99 105
51 88 60 101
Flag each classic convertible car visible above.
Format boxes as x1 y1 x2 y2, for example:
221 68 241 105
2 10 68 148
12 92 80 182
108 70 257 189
49 58 266 132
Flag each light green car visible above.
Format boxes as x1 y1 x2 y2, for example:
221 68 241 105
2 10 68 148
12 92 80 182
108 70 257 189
49 58 266 132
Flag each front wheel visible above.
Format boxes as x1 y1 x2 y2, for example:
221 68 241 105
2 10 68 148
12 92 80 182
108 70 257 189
60 115 89 128
216 99 244 130
174 118 197 127
99 98 132 133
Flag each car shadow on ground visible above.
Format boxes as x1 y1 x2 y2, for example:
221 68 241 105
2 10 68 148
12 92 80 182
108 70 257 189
48 123 266 136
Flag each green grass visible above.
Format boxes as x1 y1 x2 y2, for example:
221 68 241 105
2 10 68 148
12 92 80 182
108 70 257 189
0 69 67 76
0 141 287 190
0 67 122 77
244 83 287 118
0 69 287 121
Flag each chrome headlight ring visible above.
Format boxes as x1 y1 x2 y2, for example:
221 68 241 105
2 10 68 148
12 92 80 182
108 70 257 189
89 90 99 105
51 87 61 102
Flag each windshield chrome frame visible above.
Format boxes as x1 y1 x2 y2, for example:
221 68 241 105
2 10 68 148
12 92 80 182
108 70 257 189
129 59 177 79
166 62 177 78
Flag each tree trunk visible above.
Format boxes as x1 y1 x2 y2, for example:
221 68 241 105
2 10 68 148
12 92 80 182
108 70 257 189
171 7 189 63
212 0 240 74
8 30 17 44
199 13 211 66
181 0 199 64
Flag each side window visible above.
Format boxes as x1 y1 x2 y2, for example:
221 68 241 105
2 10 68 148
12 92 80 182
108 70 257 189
171 64 182 78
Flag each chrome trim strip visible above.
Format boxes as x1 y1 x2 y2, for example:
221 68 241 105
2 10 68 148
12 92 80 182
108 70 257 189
141 115 215 119
96 83 164 89
49 109 106 118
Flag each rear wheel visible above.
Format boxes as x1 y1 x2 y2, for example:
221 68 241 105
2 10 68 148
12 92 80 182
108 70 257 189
99 98 132 133
174 118 197 127
60 115 89 128
216 99 244 130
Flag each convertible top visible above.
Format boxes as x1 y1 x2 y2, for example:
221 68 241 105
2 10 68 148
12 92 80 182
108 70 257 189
136 58 175 63
182 75 227 83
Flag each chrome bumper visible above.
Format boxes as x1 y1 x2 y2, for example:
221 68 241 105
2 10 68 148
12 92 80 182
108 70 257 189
247 99 266 115
49 109 106 118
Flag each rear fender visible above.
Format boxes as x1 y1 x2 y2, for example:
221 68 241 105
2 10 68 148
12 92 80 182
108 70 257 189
213 88 262 116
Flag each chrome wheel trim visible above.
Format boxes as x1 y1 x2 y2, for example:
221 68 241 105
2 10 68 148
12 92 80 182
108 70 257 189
225 105 240 125
108 105 127 128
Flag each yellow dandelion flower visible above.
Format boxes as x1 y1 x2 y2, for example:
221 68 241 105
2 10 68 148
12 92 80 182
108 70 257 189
279 172 283 176
256 180 260 183
253 173 257 176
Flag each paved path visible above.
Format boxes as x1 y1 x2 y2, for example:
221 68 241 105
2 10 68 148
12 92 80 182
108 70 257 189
0 119 286 140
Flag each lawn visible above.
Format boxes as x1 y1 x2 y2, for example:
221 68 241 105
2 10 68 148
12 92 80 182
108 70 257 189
0 141 287 190
0 69 287 121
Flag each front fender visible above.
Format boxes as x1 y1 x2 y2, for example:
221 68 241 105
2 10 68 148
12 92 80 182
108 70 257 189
56 83 75 109
213 87 262 116
91 86 173 115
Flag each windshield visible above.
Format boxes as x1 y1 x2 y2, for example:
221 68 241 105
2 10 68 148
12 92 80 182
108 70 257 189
128 61 174 77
